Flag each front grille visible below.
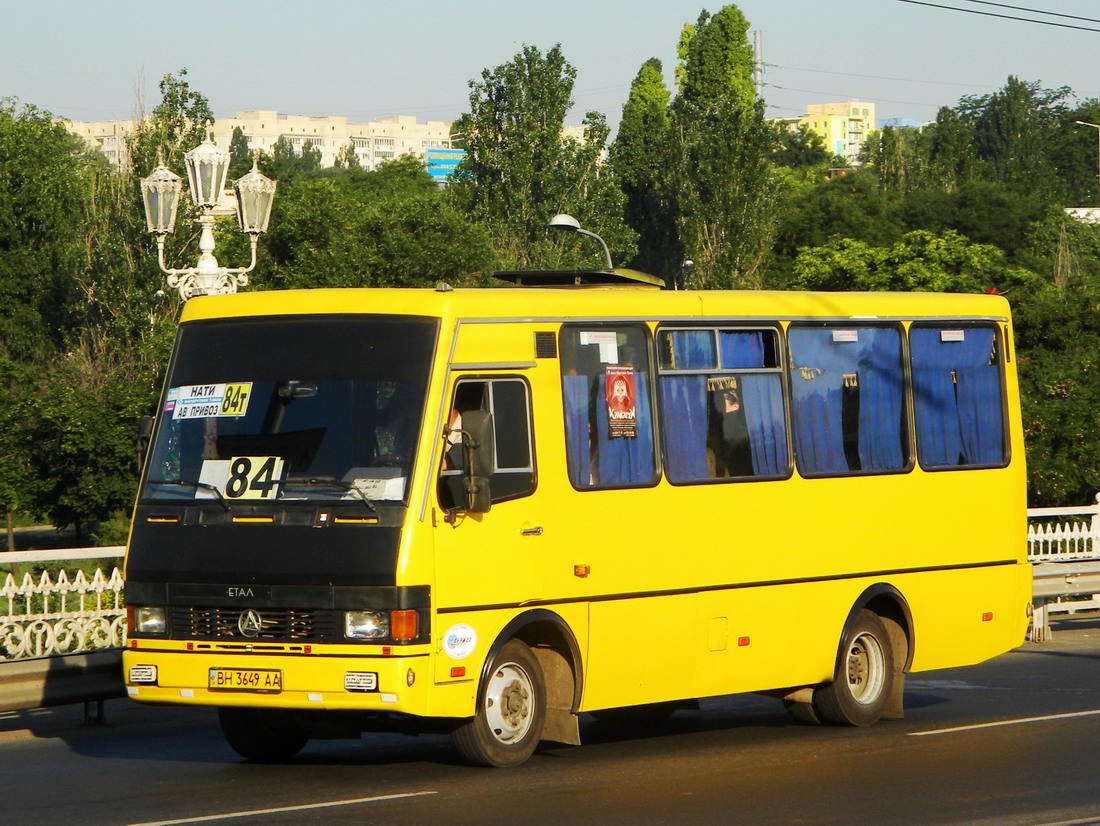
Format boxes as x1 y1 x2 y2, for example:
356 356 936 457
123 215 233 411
170 607 341 641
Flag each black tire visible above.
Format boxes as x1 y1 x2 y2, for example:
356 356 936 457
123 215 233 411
783 699 822 725
218 707 310 762
451 640 546 767
814 609 894 727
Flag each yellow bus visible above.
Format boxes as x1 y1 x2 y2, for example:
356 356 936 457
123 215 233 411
123 272 1031 767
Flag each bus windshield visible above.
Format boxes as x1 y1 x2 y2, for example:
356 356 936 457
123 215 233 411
142 315 437 506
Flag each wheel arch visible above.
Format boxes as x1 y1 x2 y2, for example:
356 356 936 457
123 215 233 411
839 584 913 721
476 609 584 745
480 609 583 707
840 583 914 672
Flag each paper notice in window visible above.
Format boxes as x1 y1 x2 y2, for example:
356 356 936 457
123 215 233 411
580 331 619 363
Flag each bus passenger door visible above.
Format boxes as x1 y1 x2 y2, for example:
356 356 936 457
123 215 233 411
432 376 542 618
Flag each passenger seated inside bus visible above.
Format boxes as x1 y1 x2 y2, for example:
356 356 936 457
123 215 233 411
706 380 753 478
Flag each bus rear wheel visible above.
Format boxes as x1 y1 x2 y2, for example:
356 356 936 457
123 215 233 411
814 610 893 727
218 707 310 762
451 640 546 767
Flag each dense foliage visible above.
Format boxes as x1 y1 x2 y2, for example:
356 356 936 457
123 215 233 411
5 4 1100 545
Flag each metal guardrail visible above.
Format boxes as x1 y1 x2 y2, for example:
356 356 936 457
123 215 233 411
0 649 124 718
1 547 125 716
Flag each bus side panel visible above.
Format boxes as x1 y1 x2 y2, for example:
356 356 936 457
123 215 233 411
903 561 1032 673
582 595 698 711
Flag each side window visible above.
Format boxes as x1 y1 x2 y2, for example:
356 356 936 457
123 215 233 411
788 324 908 476
656 327 789 483
437 377 535 509
560 325 657 489
910 324 1006 468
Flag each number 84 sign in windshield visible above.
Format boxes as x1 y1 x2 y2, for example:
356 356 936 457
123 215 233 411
198 456 286 500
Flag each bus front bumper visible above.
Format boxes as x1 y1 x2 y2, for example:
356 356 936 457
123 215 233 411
122 646 439 715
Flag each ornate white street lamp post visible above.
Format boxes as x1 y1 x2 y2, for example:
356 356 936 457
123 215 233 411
140 132 276 300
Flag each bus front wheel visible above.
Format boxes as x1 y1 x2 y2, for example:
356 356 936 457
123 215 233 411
451 639 546 767
218 707 310 762
814 610 893 727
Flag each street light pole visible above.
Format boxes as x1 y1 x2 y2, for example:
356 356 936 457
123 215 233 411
548 213 614 270
140 131 277 300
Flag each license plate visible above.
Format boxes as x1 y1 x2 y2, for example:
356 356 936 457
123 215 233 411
208 668 283 693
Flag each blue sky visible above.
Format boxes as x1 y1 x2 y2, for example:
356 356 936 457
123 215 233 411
4 0 1099 130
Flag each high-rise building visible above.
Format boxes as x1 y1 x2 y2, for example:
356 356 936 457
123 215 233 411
66 110 457 173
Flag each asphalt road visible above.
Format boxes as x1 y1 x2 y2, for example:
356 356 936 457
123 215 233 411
6 614 1100 826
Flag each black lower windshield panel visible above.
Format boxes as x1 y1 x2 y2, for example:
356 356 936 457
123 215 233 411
127 515 402 587
141 315 438 508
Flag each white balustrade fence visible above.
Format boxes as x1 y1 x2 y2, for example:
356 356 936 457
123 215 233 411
1027 496 1100 562
1 547 125 660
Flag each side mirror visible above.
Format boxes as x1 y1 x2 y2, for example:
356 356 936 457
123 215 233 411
137 415 155 473
461 410 495 513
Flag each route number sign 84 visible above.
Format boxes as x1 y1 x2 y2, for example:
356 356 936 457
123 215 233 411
199 456 286 500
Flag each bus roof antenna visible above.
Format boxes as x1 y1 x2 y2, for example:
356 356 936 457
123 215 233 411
549 213 613 270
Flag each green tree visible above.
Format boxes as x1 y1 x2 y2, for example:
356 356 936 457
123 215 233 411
334 141 362 170
666 4 779 289
960 76 1070 196
0 100 87 361
260 136 323 184
672 95 778 288
868 125 930 194
790 229 1038 294
609 58 681 281
18 338 159 542
259 157 492 289
450 44 633 270
771 122 831 171
927 106 978 190
127 68 214 180
1050 99 1100 206
676 6 755 112
1013 270 1100 504
228 125 253 181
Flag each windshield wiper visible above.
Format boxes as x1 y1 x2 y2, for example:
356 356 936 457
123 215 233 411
282 478 378 512
147 478 231 512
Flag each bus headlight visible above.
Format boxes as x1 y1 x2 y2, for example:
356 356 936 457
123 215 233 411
132 606 166 635
345 610 389 639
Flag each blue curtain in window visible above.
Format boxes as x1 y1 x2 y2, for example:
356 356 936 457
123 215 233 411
659 376 710 481
719 331 765 369
562 375 592 487
595 372 655 485
670 331 714 369
740 373 787 476
857 329 904 470
911 327 1000 467
957 366 1004 465
790 370 846 473
912 369 962 466
789 328 850 473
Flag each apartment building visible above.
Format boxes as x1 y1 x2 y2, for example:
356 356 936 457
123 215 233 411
67 110 457 173
775 101 878 164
